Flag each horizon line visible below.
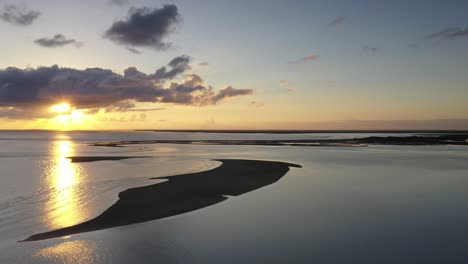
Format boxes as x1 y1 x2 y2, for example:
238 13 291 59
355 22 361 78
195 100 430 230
1 129 468 134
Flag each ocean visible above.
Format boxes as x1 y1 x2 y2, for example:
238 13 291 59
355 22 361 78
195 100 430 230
1 130 468 263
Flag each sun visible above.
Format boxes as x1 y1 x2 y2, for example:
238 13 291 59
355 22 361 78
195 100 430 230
51 102 71 113
48 102 90 130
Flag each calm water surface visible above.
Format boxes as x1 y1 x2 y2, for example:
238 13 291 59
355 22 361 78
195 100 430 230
0 131 467 263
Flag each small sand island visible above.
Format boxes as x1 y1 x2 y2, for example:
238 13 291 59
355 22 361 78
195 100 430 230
22 159 301 242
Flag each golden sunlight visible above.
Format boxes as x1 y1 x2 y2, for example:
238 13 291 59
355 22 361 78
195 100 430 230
51 102 71 113
33 240 100 263
48 102 90 130
42 138 86 228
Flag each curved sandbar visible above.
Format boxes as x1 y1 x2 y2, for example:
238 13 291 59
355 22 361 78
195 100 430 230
22 159 301 242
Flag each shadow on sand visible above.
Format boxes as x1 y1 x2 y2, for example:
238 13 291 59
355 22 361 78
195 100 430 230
22 159 301 242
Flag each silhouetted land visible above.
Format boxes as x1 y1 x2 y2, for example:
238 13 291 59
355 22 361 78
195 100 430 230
90 134 468 147
136 129 468 134
22 159 301 242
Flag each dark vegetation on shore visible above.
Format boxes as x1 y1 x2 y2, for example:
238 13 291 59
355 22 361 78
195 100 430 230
89 134 468 148
137 129 468 134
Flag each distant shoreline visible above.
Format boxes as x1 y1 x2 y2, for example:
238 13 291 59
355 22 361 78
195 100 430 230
136 129 468 134
1 129 468 134
89 134 468 147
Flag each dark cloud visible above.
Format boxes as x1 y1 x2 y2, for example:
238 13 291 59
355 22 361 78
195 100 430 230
109 0 129 6
289 54 318 64
153 55 191 81
0 56 253 119
425 28 468 40
363 45 378 53
104 5 180 50
126 47 142 54
211 86 253 104
34 34 81 48
1 4 40 26
328 16 347 26
0 107 45 120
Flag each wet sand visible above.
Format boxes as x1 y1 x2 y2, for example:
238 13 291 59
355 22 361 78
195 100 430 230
89 134 468 148
22 159 301 242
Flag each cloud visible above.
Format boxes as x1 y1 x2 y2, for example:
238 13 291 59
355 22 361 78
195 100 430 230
109 0 129 6
157 74 252 105
34 34 81 48
328 16 347 26
199 62 209 67
363 45 378 53
289 54 318 64
104 5 180 50
249 101 264 108
0 56 253 119
279 80 296 91
101 101 163 113
0 107 43 120
425 28 468 40
211 86 253 104
153 55 191 81
127 107 165 112
1 4 40 26
126 47 142 54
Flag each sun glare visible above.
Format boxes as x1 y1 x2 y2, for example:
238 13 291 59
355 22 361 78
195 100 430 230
48 102 91 130
51 103 71 113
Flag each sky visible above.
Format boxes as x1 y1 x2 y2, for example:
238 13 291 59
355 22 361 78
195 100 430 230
0 0 467 130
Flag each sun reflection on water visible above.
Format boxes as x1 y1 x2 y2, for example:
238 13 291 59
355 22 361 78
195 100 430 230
43 137 85 229
33 240 104 264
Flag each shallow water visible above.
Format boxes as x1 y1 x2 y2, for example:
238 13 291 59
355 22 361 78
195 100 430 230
0 131 468 263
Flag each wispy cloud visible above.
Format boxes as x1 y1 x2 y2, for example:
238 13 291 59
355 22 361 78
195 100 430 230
126 47 142 54
109 0 129 6
289 54 318 64
425 27 468 40
126 107 165 112
279 80 296 91
199 62 209 67
1 4 40 26
362 45 378 54
249 101 264 108
328 16 347 26
34 34 82 48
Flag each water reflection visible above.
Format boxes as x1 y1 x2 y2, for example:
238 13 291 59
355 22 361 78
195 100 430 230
43 137 85 229
33 240 104 264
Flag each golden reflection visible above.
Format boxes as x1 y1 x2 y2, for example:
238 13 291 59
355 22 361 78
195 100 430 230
43 137 84 229
33 240 103 264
